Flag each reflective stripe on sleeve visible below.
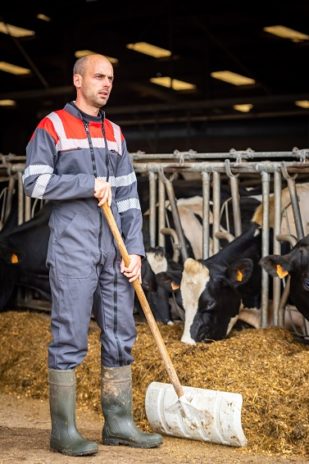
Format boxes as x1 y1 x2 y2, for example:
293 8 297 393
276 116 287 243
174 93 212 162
97 171 136 187
116 197 141 213
31 174 52 199
22 164 54 183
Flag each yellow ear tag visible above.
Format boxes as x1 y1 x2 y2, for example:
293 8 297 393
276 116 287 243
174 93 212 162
171 282 180 291
236 269 244 282
11 254 19 264
276 264 288 278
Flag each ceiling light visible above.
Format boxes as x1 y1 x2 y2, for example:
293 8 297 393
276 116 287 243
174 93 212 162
150 76 196 91
0 22 35 37
37 13 51 22
295 100 309 109
211 71 255 86
263 25 309 42
127 42 171 58
0 99 16 107
0 61 31 75
74 50 118 64
233 104 253 113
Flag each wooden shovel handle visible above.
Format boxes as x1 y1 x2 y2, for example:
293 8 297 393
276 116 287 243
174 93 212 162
101 202 184 398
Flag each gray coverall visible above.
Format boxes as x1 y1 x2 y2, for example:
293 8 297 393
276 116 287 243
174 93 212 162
23 102 145 369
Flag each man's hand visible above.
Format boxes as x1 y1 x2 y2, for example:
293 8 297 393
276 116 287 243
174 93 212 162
120 254 142 283
94 178 112 206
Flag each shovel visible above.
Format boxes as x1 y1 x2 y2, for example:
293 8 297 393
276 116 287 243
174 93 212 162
101 202 247 447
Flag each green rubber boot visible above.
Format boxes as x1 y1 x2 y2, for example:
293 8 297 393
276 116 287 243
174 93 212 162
101 365 163 448
48 369 98 456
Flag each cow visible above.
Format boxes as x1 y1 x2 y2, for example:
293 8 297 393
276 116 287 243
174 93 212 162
0 203 51 310
159 183 309 344
0 205 175 324
260 235 309 323
138 247 172 324
180 224 260 343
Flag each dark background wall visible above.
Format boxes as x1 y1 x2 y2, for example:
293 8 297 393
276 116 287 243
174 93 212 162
1 107 308 155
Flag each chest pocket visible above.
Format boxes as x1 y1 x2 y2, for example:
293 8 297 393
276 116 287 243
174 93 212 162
106 150 120 176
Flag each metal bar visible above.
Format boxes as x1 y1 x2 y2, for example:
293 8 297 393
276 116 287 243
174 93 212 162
260 170 270 328
273 170 282 326
283 171 305 240
3 157 309 173
160 228 180 262
225 160 242 237
25 196 31 222
133 151 307 160
149 171 157 248
17 172 24 225
212 171 221 254
230 176 242 236
2 151 309 163
158 178 165 248
133 161 309 174
202 171 211 259
159 172 188 262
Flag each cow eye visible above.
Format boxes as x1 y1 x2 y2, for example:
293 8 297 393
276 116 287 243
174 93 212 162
303 278 309 291
205 300 216 312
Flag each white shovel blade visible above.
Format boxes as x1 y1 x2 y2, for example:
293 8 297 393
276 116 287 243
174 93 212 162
145 381 247 447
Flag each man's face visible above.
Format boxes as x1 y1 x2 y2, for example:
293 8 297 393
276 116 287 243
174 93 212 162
74 56 114 109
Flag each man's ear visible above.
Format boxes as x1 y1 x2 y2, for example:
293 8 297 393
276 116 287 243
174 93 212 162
73 73 82 88
227 258 253 287
259 255 290 279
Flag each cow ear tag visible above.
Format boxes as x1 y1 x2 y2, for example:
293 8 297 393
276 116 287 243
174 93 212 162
171 282 180 291
236 269 244 282
276 264 288 278
10 253 19 264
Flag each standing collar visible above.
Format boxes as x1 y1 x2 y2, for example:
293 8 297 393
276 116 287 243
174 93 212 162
65 101 105 122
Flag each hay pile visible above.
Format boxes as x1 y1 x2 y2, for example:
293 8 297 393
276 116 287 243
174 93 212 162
0 310 308 457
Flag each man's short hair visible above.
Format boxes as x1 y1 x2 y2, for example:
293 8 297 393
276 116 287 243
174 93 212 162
73 56 89 76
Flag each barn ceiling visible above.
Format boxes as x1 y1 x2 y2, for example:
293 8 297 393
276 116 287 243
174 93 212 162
0 0 309 148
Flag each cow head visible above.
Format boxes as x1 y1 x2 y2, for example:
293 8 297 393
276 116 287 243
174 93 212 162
140 247 175 324
181 257 254 344
145 247 168 274
260 235 309 320
153 265 184 321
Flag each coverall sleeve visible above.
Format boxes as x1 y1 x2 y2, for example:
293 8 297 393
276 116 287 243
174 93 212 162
115 137 145 257
23 119 95 200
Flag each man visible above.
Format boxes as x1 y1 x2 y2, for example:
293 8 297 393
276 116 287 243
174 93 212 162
23 54 162 456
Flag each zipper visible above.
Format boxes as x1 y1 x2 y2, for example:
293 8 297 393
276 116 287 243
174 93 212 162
83 121 103 260
84 122 97 176
101 124 110 182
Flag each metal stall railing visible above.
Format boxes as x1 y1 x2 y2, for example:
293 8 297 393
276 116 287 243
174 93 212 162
133 152 309 332
1 150 309 331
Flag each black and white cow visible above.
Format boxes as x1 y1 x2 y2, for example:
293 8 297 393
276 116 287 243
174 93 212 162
164 194 261 260
180 223 260 343
138 247 172 323
0 203 51 310
260 235 309 322
163 183 309 344
0 206 175 323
